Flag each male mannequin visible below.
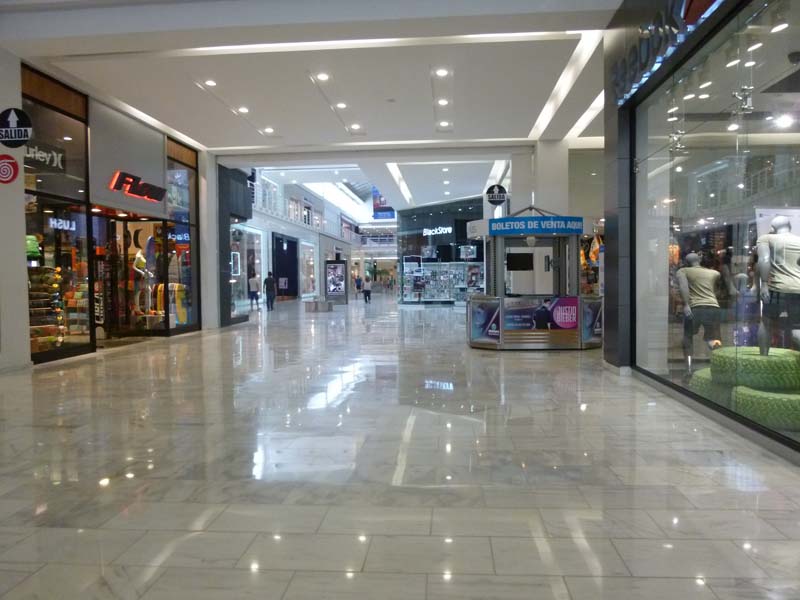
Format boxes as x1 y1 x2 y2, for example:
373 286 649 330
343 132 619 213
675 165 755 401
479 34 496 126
132 249 151 314
676 252 725 371
757 215 800 355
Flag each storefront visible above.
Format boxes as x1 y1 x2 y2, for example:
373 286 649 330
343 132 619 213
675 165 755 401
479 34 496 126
21 66 200 363
397 199 484 304
606 0 800 451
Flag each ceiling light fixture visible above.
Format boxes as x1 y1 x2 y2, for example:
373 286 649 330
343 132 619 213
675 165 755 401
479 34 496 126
775 114 795 128
237 106 249 113
435 68 449 77
442 167 449 172
771 13 789 33
744 60 756 67
264 127 274 134
698 93 710 99
63 136 72 141
727 120 740 132
675 165 683 172
668 116 679 122
437 98 449 106
683 93 696 100
667 105 680 114
699 80 712 89
204 79 217 87
350 123 362 130
439 120 450 128
747 41 763 52
336 102 347 109
316 72 330 81
291 179 297 184
444 191 451 195
443 180 450 185
342 178 348 182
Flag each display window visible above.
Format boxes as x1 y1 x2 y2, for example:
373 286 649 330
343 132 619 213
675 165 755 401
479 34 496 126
25 195 91 359
167 159 196 224
22 97 87 202
230 222 262 317
300 241 316 297
634 0 800 442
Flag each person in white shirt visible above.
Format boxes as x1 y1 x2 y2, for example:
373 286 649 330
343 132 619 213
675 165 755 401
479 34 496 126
248 273 261 310
363 277 372 304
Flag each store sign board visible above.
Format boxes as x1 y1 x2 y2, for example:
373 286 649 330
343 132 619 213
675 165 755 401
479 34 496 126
423 226 453 237
0 108 32 148
489 216 583 236
611 0 720 105
486 184 507 206
109 171 167 203
25 143 65 173
0 154 19 184
47 217 76 232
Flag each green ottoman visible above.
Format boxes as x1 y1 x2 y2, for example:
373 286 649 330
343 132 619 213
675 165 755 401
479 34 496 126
711 347 800 391
733 386 800 431
689 368 733 407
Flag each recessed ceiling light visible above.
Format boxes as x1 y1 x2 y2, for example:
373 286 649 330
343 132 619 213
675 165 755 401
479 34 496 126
342 178 349 182
350 123 362 130
591 172 597 176
316 72 330 81
437 98 449 106
667 106 680 114
435 68 449 77
291 179 297 184
237 106 249 114
771 18 788 34
117 213 128 218
280 171 286 176
683 93 696 100
444 191 451 195
698 93 710 99
726 58 740 68
334 170 339 175
675 165 683 172
264 127 274 134
766 115 774 121
336 102 347 109
738 182 745 189
443 180 450 185
727 122 740 132
439 120 450 128
699 80 712 89
62 136 72 141
442 167 449 172
43 208 53 213
91 207 101 213
204 79 217 87
747 41 763 52
78 189 84 193
744 60 756 67
667 116 679 122
775 114 795 128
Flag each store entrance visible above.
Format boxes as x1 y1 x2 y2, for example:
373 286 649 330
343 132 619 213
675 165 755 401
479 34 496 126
91 208 170 347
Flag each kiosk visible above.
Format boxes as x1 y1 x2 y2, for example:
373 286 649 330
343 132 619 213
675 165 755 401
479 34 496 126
467 211 603 350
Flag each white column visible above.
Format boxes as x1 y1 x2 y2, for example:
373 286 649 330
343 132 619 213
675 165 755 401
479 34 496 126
198 151 220 329
534 140 569 215
510 150 534 215
0 49 31 372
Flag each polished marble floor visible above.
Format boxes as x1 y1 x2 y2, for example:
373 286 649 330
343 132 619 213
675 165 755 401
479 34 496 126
0 293 799 598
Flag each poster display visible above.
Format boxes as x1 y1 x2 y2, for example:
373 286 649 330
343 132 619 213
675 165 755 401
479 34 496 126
581 297 603 345
469 297 501 344
503 296 579 331
325 262 346 296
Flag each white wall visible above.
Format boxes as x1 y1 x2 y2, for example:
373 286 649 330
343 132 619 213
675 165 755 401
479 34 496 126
568 150 604 221
0 49 31 372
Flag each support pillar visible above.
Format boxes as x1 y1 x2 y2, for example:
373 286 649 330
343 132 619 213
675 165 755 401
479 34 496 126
199 151 220 330
534 140 569 215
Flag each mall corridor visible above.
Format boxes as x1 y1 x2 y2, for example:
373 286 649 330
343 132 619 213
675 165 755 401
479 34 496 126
0 296 795 598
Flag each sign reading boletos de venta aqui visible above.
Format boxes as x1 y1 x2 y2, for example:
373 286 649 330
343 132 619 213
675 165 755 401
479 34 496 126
489 216 584 236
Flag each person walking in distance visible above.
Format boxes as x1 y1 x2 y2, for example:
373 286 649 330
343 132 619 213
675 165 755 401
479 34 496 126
263 271 277 311
248 272 261 311
355 274 363 297
363 276 372 304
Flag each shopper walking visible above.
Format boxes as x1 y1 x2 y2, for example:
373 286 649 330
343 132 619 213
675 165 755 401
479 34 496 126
355 274 363 297
363 276 372 304
263 271 277 311
248 272 261 311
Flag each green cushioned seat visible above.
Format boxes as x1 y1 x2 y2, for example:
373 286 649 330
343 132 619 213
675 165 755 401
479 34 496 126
689 368 733 407
733 386 800 431
711 347 800 391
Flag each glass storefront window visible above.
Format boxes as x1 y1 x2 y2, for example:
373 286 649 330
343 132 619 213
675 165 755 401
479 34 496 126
635 0 800 442
230 222 262 318
167 159 196 224
167 222 198 328
23 97 87 202
300 242 316 297
25 195 90 357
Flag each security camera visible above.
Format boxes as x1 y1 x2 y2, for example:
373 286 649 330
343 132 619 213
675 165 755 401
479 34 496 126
789 51 800 65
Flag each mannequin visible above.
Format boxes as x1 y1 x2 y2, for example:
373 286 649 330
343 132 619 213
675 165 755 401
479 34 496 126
132 249 151 314
676 252 731 371
757 215 800 355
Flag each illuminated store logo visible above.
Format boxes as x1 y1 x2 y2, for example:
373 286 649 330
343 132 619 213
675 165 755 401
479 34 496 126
611 0 720 104
47 217 76 231
423 226 453 236
108 171 167 203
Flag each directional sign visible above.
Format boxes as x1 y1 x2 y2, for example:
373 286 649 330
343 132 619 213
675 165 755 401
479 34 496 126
0 154 20 184
485 184 507 206
0 108 32 149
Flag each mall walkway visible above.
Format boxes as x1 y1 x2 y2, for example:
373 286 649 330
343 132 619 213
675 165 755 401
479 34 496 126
0 294 798 599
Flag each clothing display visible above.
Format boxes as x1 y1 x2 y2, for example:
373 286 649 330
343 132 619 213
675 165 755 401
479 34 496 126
28 265 64 353
757 231 800 294
677 265 721 308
